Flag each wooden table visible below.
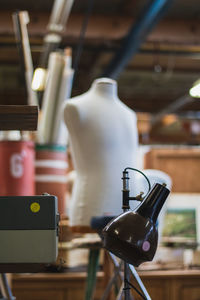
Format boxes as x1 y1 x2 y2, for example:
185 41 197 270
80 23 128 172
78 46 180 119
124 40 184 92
12 268 200 300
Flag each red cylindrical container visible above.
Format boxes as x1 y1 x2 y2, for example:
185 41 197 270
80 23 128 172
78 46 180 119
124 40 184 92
0 141 35 196
35 144 68 216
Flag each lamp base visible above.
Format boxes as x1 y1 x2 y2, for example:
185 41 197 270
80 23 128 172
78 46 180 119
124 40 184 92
101 251 151 300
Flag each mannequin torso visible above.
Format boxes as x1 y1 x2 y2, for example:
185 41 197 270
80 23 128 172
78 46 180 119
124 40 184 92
63 78 139 227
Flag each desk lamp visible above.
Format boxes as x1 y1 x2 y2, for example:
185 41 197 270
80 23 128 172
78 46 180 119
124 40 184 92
102 168 170 299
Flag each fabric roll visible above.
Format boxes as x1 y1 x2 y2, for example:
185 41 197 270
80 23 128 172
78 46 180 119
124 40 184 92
51 67 74 145
38 51 64 143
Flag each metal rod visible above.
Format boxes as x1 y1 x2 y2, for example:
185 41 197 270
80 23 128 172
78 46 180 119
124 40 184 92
120 167 151 300
108 252 123 279
151 95 195 126
116 284 124 300
124 261 131 300
102 0 173 79
100 259 123 300
129 265 151 300
123 195 132 300
0 274 14 300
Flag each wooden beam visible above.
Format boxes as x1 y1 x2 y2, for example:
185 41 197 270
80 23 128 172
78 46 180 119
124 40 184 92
0 11 200 46
122 96 200 114
0 105 38 130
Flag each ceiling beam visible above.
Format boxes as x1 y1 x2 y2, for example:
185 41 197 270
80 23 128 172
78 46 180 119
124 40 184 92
151 95 195 124
0 11 200 46
123 96 200 114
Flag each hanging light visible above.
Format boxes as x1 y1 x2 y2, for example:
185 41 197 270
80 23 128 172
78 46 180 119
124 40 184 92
31 68 47 91
189 79 200 98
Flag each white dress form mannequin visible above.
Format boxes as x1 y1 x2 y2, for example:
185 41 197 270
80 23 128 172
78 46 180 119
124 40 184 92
63 78 139 229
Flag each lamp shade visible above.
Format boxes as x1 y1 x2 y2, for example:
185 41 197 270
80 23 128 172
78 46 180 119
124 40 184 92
102 183 170 266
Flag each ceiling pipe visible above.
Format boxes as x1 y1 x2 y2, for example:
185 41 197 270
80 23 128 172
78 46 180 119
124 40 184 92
102 0 173 79
151 94 195 126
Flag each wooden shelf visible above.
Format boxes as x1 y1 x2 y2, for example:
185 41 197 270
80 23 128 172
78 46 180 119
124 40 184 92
144 147 200 192
0 105 38 131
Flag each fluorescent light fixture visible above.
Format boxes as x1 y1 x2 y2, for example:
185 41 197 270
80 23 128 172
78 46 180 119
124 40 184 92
189 79 200 98
32 68 47 91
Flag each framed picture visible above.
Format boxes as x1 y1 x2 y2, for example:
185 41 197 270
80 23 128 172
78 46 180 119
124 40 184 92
162 193 200 247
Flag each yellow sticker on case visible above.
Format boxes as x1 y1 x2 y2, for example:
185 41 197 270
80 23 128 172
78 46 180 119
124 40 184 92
30 202 40 213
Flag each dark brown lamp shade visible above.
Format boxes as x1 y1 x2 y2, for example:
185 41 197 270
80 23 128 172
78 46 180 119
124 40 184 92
102 183 170 267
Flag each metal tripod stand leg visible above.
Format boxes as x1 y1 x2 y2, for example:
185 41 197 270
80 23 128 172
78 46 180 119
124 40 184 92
123 261 132 300
116 283 124 300
0 274 15 300
101 252 134 300
100 253 123 300
100 251 151 300
129 265 151 300
116 284 135 300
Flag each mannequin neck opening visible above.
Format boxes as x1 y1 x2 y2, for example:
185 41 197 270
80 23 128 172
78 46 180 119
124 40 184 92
90 78 118 98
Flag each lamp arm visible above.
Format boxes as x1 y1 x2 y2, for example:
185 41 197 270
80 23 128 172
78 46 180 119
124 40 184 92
122 167 151 210
124 167 151 194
